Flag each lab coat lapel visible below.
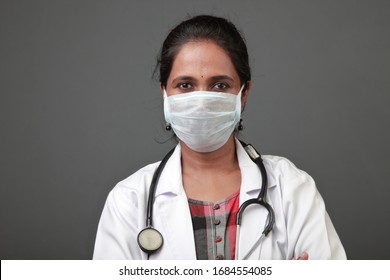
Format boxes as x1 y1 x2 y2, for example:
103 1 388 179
237 189 270 259
153 193 196 259
236 140 275 260
150 144 196 260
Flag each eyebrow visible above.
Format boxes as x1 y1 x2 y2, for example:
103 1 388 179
171 76 196 84
171 75 235 84
209 75 235 82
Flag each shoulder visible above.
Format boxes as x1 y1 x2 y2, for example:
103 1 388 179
262 155 309 181
262 154 326 217
106 145 181 204
118 162 160 189
262 155 319 198
108 161 161 204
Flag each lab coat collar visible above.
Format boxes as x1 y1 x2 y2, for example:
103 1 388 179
236 138 276 195
155 139 276 198
155 143 183 197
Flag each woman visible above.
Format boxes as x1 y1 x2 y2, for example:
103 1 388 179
93 15 346 260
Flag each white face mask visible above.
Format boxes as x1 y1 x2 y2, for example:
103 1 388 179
164 86 243 153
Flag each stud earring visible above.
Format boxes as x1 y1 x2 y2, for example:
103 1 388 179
238 118 244 131
165 123 172 131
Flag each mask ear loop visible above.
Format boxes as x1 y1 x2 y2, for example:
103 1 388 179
236 84 245 132
240 82 251 112
234 85 247 151
163 89 173 131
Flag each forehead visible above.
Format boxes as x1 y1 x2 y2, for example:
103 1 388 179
169 40 238 79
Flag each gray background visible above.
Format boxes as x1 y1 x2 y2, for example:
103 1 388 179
1 0 389 260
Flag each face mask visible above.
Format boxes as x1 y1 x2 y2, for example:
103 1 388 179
164 86 243 153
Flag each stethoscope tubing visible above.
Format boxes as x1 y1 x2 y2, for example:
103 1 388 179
146 147 175 228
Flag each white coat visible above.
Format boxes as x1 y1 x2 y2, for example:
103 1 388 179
93 139 346 260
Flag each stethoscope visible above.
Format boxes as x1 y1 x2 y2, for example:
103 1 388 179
137 140 275 259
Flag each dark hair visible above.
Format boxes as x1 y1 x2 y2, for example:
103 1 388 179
156 15 251 89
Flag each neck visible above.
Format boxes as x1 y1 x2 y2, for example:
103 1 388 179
180 135 238 172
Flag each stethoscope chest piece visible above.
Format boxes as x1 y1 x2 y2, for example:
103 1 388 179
137 227 164 254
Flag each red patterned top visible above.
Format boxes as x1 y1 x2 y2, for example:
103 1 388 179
188 191 240 260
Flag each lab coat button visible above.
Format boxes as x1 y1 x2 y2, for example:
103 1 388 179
216 254 224 260
214 219 220 225
213 204 220 210
215 236 222 243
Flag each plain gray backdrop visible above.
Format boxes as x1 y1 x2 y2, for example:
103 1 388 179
1 0 389 259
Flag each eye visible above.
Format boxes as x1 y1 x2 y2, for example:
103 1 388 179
178 82 193 90
213 82 229 91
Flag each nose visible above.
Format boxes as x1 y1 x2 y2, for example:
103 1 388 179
196 82 209 92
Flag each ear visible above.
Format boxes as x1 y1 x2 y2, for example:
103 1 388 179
160 84 165 96
241 81 251 107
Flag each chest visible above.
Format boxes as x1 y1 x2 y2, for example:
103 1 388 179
182 168 241 201
149 188 289 260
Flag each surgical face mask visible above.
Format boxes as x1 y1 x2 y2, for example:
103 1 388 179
164 86 243 153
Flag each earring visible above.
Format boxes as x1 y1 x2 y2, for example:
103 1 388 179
165 123 172 131
238 118 244 131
